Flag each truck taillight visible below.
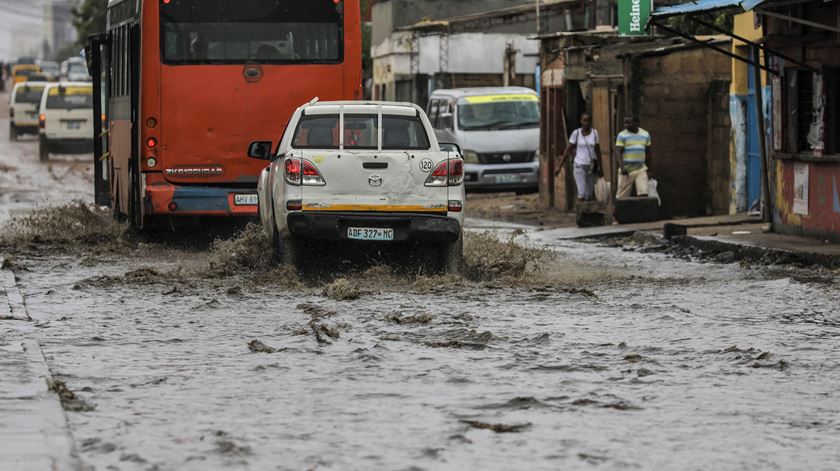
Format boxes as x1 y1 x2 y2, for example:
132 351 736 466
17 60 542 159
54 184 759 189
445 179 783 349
285 158 326 186
38 114 46 129
425 159 464 187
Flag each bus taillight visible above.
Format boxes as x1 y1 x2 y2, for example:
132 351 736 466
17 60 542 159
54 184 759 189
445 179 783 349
38 114 46 129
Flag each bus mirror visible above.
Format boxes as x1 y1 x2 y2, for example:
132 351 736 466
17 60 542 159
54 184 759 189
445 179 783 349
247 141 273 160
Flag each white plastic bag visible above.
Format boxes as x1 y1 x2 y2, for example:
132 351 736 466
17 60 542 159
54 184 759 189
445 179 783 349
594 177 610 203
648 178 661 206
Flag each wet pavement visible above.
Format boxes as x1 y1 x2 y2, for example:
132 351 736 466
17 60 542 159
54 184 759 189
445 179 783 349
2 91 840 470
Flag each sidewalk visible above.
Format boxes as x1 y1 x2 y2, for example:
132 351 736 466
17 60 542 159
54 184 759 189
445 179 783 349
531 215 840 269
0 261 81 470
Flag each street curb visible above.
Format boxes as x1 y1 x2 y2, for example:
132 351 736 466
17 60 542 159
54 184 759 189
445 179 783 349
670 235 840 269
0 264 82 470
1 267 29 321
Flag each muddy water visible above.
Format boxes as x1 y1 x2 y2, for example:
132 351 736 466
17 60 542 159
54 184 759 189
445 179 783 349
3 217 838 470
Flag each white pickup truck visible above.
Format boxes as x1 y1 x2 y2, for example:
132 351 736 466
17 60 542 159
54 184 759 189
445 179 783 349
251 101 466 274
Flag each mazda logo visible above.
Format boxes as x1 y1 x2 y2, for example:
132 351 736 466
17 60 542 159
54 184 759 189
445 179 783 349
502 154 512 162
369 175 383 186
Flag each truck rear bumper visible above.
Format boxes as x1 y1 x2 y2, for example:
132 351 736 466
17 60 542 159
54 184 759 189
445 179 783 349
145 178 259 217
287 212 461 243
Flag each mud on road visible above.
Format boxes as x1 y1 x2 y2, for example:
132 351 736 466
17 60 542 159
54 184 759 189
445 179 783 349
1 203 839 470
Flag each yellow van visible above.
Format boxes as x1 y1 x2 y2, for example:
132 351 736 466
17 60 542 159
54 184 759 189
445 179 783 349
12 64 41 85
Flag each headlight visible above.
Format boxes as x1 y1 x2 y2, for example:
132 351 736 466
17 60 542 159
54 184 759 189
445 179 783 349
463 150 479 164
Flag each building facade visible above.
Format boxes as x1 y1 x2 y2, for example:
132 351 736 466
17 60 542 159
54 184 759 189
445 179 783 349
538 32 733 216
370 0 579 105
761 0 840 240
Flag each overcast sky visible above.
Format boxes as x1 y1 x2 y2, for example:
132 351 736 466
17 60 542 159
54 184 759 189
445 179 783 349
0 0 49 61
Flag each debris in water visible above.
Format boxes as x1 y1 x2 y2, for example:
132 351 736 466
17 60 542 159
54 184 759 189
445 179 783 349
298 302 342 345
46 378 95 412
323 278 361 301
248 340 282 354
461 420 531 433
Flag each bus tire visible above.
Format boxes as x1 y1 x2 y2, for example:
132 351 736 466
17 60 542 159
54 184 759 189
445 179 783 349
38 137 50 162
9 125 17 142
440 236 465 276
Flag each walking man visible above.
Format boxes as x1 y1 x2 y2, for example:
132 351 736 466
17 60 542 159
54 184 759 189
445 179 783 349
615 116 652 198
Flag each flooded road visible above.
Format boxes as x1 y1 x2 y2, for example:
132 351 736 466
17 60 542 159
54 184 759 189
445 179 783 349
2 222 838 470
2 92 840 470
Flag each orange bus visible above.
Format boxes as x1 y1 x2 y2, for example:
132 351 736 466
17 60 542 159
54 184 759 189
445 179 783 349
88 0 362 230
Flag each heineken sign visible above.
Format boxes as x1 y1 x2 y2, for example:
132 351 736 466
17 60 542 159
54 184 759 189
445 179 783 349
619 0 652 36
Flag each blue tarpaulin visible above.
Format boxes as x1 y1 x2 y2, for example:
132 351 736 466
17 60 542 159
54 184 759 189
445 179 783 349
651 0 766 18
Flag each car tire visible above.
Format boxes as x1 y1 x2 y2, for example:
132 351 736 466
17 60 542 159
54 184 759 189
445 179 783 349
38 137 50 162
440 236 465 276
274 230 300 268
9 125 18 142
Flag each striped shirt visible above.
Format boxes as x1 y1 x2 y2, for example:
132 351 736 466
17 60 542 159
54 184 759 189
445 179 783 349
615 128 651 171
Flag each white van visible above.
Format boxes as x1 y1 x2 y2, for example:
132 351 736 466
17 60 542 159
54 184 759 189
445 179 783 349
9 81 48 140
427 87 540 193
37 82 94 162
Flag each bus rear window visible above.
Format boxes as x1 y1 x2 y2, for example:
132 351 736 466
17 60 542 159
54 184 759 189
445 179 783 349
161 0 343 65
46 89 92 110
15 86 45 104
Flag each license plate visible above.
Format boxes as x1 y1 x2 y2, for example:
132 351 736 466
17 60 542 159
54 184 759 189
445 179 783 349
234 194 258 206
66 121 81 130
347 227 394 241
494 174 522 184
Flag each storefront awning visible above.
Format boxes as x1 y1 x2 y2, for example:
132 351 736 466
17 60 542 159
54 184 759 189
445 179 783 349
651 0 767 19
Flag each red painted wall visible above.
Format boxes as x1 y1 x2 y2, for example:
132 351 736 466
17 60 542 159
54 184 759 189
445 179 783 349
775 160 840 240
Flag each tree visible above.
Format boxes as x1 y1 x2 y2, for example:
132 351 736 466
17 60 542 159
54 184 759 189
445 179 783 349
72 0 108 47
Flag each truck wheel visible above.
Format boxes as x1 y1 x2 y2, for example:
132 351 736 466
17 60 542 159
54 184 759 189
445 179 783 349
9 125 17 142
440 236 465 276
38 137 50 162
274 231 300 269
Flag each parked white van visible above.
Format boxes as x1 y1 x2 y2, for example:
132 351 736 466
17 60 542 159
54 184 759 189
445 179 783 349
37 82 94 162
427 87 540 193
9 81 47 140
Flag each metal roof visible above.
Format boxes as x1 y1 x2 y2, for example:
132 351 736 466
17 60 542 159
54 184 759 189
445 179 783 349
651 0 767 18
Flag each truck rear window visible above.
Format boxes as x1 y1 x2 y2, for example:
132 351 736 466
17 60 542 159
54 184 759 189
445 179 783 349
292 114 430 150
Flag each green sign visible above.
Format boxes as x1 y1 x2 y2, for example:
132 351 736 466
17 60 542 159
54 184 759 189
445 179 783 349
619 0 652 36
